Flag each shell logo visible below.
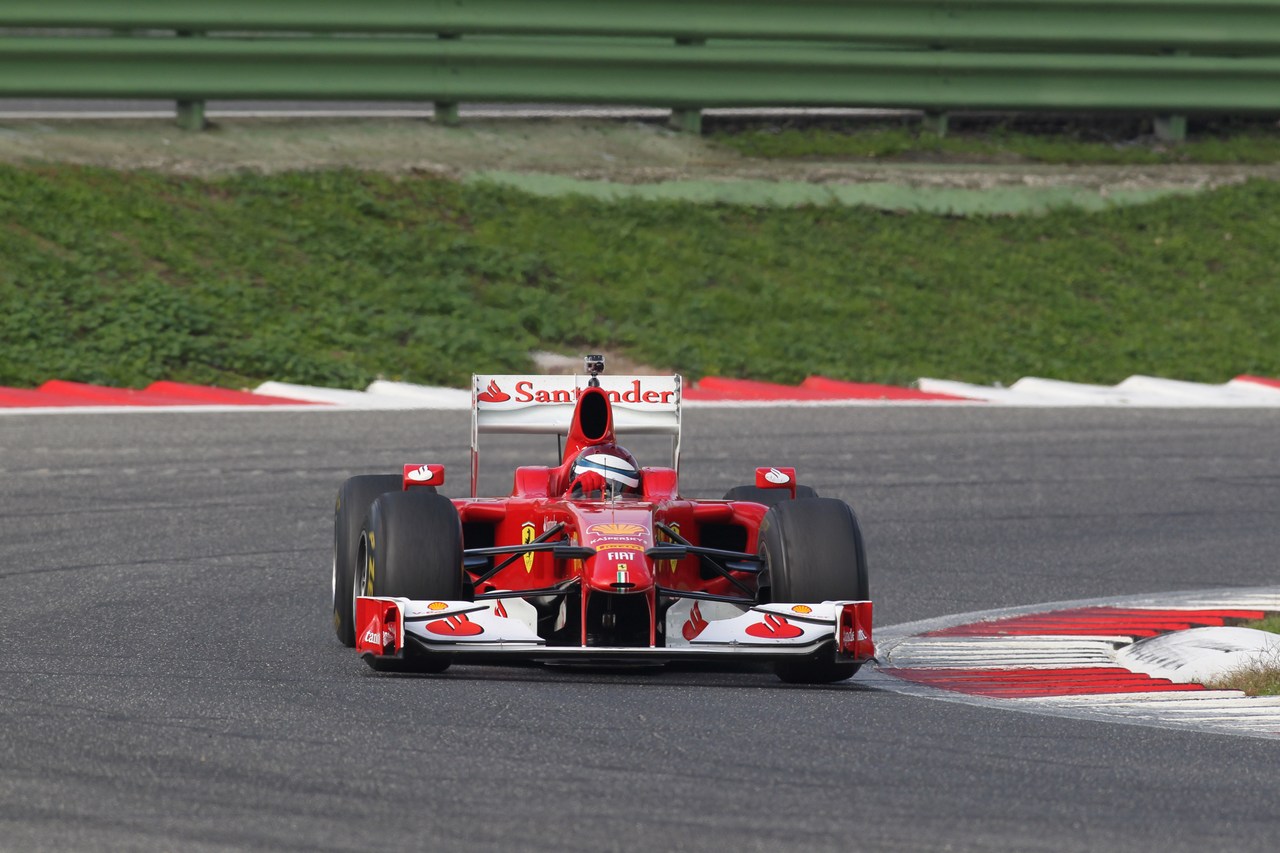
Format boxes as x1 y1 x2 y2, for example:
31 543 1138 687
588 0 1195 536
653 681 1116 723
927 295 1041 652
427 601 449 611
588 522 646 536
791 605 813 615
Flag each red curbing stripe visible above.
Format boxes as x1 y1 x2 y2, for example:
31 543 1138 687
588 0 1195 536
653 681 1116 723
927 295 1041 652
680 386 742 401
932 625 1182 638
685 375 978 402
916 684 1197 698
1233 375 1280 390
964 607 1267 618
959 606 1266 620
0 386 105 407
38 380 214 406
801 376 978 401
968 684 1206 698
891 667 1153 681
144 381 322 406
945 617 1222 630
883 667 1208 698
0 380 327 408
686 377 850 401
894 607 1270 698
923 607 1266 638
899 675 1185 689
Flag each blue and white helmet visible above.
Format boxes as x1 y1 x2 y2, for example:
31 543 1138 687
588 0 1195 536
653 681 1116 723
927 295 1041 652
569 445 642 499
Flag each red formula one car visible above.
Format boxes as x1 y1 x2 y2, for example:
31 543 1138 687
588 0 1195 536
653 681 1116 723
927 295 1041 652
331 357 872 683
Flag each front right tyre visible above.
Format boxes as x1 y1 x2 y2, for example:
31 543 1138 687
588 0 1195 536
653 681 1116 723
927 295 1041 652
332 474 405 646
357 490 464 673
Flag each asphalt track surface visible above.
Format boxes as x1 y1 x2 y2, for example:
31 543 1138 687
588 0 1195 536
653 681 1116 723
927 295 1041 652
3 407 1279 852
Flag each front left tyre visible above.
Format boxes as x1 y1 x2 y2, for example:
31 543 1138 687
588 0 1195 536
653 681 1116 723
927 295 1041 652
758 497 869 684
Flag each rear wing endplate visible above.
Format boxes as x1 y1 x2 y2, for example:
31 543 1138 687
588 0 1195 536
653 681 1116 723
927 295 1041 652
471 374 682 497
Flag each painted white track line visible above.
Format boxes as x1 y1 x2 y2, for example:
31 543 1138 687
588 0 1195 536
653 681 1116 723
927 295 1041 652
867 588 1280 740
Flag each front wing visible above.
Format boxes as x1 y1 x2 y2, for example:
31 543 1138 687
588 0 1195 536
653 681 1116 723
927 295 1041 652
355 596 874 667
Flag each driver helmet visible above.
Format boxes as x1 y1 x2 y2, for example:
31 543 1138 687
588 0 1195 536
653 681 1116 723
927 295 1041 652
568 444 642 500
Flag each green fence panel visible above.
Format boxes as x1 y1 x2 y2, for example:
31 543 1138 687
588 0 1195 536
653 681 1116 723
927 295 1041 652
3 0 1280 53
1 36 1278 112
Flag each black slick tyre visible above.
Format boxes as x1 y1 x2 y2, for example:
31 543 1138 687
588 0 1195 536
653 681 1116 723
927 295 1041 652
332 474 406 646
758 497 869 684
723 484 818 507
358 490 464 673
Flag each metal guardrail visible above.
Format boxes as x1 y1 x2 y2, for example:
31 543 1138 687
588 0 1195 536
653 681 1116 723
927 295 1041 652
2 1 1279 135
3 37 1278 110
6 0 1280 52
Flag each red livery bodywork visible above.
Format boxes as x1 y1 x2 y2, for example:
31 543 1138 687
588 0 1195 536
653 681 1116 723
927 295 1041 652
333 364 874 683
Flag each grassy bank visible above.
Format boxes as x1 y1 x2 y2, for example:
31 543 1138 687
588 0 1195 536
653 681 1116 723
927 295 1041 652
2 163 1278 389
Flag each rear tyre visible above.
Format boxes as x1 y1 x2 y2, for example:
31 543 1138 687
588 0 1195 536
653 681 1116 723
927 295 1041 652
758 497 869 684
333 474 405 646
358 490 464 673
723 484 818 507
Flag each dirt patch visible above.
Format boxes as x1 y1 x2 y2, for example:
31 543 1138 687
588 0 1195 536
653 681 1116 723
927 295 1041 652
3 116 1278 194
0 117 726 177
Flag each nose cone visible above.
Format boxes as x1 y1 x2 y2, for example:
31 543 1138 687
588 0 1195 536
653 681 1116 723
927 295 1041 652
587 547 654 593
577 512 656 593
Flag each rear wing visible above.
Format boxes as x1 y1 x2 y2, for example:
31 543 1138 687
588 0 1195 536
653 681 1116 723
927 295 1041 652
471 374 682 497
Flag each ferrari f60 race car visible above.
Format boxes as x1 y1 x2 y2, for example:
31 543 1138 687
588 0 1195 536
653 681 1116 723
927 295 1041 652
331 357 873 683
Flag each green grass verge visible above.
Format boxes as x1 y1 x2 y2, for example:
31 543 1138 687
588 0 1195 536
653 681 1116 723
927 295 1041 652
1210 663 1280 697
1242 614 1280 634
2 163 1278 390
711 122 1280 164
1206 616 1280 697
